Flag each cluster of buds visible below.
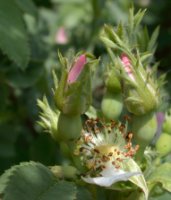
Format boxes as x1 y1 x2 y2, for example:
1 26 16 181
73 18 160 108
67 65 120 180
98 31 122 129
99 10 165 157
101 15 164 116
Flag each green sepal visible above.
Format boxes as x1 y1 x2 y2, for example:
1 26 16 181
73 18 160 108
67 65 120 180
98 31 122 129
37 96 59 139
105 68 121 93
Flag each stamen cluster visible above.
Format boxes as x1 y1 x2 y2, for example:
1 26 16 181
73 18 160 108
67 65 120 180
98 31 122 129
75 118 139 176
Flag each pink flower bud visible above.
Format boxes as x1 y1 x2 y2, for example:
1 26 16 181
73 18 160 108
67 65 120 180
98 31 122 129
121 54 134 81
55 27 68 44
67 55 87 84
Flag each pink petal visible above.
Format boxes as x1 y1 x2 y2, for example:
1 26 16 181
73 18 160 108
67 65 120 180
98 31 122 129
121 53 131 67
67 54 87 84
55 27 68 44
121 53 135 81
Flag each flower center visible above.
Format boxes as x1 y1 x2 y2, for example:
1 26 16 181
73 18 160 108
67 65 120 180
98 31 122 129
76 118 139 175
95 145 119 157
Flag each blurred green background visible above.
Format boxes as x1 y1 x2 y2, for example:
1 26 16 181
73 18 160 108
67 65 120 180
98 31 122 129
0 0 171 174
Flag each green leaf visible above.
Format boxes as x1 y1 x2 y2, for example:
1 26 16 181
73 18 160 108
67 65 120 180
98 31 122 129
148 26 160 52
116 22 124 41
104 25 124 47
137 26 149 52
123 159 148 200
52 0 85 3
0 162 16 194
6 63 44 88
76 186 93 200
0 162 77 200
0 0 30 69
149 192 171 200
128 6 134 34
100 36 119 49
148 163 171 193
14 0 37 16
57 3 91 28
134 9 146 30
40 181 77 200
37 96 59 138
140 52 152 63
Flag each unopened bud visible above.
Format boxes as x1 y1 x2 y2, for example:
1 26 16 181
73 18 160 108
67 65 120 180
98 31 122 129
120 54 159 115
156 133 171 157
54 52 98 115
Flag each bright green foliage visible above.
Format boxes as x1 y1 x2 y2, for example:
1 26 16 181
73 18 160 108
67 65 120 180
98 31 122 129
0 162 77 200
148 163 171 193
0 0 30 69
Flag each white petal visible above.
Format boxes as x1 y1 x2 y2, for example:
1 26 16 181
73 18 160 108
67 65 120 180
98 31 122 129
100 165 124 177
82 171 140 187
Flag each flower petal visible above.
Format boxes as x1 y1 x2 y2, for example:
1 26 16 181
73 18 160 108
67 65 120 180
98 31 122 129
55 27 68 44
121 53 135 81
67 54 86 84
82 170 140 187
